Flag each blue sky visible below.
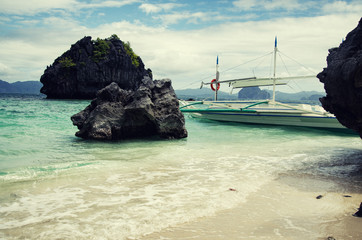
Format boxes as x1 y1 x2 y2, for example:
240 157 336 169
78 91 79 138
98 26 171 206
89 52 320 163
0 0 361 92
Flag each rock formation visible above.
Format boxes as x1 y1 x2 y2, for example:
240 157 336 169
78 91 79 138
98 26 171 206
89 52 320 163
238 87 270 100
317 18 362 137
71 77 188 140
353 202 362 217
40 35 151 99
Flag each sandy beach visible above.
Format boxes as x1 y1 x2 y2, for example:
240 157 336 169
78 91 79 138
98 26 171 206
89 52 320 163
142 173 362 240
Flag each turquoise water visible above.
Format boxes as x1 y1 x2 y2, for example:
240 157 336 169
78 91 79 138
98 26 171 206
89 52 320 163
0 93 362 239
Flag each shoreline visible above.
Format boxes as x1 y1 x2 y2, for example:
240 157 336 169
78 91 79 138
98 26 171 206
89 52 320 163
141 173 362 239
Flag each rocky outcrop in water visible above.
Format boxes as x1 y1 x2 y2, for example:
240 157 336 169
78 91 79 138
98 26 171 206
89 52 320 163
317 18 362 137
71 78 188 140
40 35 151 99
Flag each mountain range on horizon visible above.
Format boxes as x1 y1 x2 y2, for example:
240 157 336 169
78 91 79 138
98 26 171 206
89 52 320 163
0 80 325 103
0 79 43 94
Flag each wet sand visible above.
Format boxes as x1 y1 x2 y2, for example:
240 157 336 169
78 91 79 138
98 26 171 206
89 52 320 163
141 174 362 239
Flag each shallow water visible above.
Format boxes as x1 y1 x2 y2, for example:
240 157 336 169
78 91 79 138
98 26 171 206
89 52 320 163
0 93 361 239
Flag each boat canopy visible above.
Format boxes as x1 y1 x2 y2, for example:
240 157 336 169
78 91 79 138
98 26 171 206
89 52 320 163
228 75 315 89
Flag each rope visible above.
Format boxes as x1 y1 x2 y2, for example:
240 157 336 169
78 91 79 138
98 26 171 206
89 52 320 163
278 50 316 75
277 50 317 97
277 52 291 76
220 51 273 74
181 51 274 89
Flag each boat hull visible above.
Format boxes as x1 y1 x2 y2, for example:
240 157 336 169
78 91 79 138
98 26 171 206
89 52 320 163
180 100 350 131
188 111 345 129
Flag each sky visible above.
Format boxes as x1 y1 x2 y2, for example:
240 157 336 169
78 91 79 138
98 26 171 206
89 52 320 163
0 0 361 92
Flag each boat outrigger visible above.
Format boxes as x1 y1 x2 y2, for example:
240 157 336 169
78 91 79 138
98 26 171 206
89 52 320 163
180 38 347 130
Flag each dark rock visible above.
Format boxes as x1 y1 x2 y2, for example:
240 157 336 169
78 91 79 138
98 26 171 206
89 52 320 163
317 18 362 137
316 195 323 199
353 202 362 217
71 78 188 140
40 35 152 99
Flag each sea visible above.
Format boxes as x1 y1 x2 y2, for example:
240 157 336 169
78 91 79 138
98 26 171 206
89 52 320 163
1 93 362 239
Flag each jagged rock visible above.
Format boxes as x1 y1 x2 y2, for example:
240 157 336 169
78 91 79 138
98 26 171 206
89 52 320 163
40 35 152 99
317 18 362 137
238 87 270 100
353 202 362 217
71 78 188 140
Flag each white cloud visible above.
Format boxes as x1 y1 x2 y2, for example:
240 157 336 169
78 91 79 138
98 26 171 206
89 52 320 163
77 0 140 9
154 11 210 26
0 0 77 15
0 16 11 24
139 3 161 14
264 0 301 10
232 0 257 11
0 0 139 15
17 19 40 25
322 1 362 14
139 3 183 14
0 62 14 77
232 0 301 11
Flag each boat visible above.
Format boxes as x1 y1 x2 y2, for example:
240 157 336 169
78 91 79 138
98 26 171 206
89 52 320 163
180 37 347 131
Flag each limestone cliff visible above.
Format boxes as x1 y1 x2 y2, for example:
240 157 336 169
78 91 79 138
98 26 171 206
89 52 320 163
40 35 151 99
317 18 362 137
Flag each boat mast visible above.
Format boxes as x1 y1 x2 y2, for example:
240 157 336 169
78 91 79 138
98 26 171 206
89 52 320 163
215 56 219 101
272 36 277 103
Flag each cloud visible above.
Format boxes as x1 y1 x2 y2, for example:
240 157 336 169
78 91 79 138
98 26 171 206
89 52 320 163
0 62 14 77
0 16 11 24
139 3 183 14
232 0 258 11
154 11 210 26
77 0 140 10
232 0 301 11
0 0 77 15
322 0 362 14
263 0 301 11
0 0 139 15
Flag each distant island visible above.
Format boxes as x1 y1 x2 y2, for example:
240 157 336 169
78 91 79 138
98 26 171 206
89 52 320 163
0 80 42 94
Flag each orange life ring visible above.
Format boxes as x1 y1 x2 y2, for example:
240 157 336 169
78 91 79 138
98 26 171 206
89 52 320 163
210 79 220 91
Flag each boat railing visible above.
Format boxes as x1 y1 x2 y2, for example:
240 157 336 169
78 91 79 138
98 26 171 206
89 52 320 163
270 101 331 116
179 101 204 109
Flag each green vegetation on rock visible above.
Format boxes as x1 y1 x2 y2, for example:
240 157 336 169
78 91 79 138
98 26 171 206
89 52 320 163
92 38 110 62
107 34 120 41
90 35 139 66
123 41 140 68
59 57 76 68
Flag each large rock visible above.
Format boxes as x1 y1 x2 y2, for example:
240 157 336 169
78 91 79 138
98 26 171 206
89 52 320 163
40 35 151 99
317 18 362 137
71 78 188 140
238 87 270 100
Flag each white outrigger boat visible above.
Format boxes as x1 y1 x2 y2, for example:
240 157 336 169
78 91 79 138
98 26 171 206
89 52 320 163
180 38 347 131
